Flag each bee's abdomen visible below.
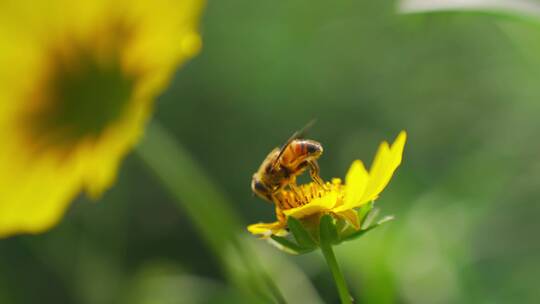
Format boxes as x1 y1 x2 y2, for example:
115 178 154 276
293 139 323 157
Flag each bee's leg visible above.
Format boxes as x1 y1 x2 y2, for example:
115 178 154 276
288 176 303 199
308 160 325 187
267 193 278 204
289 175 298 188
270 193 281 207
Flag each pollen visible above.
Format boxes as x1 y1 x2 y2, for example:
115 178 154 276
275 179 343 210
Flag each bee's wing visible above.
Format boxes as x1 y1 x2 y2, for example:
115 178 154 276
272 119 317 169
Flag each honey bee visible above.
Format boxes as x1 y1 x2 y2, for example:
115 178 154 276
251 123 324 204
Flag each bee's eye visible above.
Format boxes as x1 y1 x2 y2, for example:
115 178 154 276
252 180 268 193
307 145 317 153
306 143 322 154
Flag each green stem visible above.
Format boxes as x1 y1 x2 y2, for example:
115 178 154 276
320 242 352 304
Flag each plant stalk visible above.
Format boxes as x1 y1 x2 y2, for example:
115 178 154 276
320 242 353 304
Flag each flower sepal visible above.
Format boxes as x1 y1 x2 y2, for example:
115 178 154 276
268 203 394 255
340 205 395 243
270 217 319 255
327 202 395 245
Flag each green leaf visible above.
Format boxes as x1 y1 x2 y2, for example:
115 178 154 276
319 214 339 245
270 236 314 255
287 217 317 249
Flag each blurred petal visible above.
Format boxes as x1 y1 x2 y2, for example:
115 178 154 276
0 0 204 236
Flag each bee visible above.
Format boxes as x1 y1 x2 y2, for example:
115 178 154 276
251 123 324 204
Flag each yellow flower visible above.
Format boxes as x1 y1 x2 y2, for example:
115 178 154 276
0 0 204 236
248 131 407 239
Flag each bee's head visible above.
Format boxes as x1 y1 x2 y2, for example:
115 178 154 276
251 175 273 202
304 140 323 158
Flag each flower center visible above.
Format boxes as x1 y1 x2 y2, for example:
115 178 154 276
275 180 341 210
22 26 137 152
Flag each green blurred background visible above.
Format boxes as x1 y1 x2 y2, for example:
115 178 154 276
2 0 540 303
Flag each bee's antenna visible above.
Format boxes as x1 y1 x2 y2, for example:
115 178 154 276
297 119 317 138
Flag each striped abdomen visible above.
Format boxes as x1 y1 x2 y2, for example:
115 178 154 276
281 139 323 168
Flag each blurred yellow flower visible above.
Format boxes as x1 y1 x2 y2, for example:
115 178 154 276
0 0 203 236
248 131 407 238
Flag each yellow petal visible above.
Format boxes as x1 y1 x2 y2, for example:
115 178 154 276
283 191 339 219
247 221 287 238
336 209 360 230
334 160 368 212
360 131 407 204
